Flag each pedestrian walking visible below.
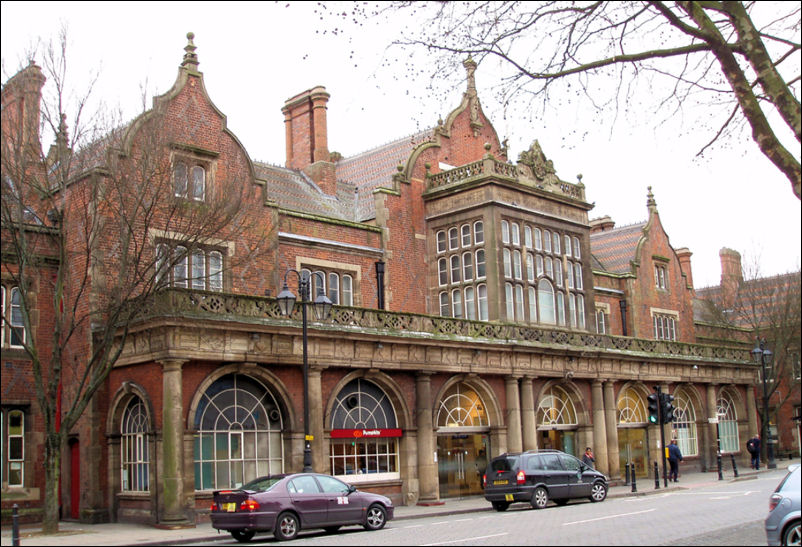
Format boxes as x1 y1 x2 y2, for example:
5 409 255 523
582 447 596 468
746 434 761 470
667 439 683 482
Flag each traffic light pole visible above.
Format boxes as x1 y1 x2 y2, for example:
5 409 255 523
654 386 669 488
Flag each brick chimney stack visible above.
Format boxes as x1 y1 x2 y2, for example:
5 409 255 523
589 216 616 234
675 247 694 291
719 247 743 308
282 86 336 194
1 60 46 155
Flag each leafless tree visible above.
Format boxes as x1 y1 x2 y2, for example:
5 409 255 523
329 1 800 198
1 29 264 533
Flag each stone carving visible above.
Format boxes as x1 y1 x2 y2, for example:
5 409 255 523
517 140 559 185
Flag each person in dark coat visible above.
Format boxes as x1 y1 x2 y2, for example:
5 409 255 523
746 434 761 470
667 439 683 482
582 447 596 468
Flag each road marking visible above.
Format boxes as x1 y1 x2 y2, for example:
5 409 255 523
423 532 509 545
563 508 655 525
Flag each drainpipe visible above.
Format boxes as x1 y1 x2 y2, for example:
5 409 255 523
619 300 628 337
375 261 385 309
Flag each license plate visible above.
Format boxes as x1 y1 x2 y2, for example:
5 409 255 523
505 493 514 501
224 503 237 512
494 480 508 485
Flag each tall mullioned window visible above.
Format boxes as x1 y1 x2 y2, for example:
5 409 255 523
435 220 486 320
121 397 150 492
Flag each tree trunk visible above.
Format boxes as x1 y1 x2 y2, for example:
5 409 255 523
42 432 62 534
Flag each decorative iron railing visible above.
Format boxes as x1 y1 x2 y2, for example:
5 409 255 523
136 289 752 363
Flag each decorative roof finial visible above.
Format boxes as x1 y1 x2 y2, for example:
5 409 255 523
181 32 199 71
647 186 657 208
463 56 477 95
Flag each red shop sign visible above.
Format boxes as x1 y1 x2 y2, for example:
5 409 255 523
330 428 402 439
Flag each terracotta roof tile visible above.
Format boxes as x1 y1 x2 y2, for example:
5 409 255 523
589 221 646 274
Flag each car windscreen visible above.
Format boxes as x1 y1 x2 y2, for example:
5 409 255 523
489 456 519 472
240 476 283 493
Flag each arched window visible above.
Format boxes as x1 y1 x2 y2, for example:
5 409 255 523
191 249 205 290
438 258 448 286
449 227 459 250
464 287 476 320
514 285 524 321
461 224 472 247
209 251 223 291
121 397 149 492
439 292 450 317
191 165 205 200
173 162 187 197
505 283 514 320
501 220 509 244
503 249 512 278
534 228 542 250
437 384 488 427
617 387 647 424
717 394 739 453
450 255 461 284
436 231 447 253
452 289 463 319
329 379 399 479
477 284 488 321
537 385 577 426
538 279 556 324
474 221 484 244
673 391 698 457
528 286 537 322
328 272 340 304
476 250 486 279
173 246 188 287
462 252 473 281
342 275 353 306
193 374 284 490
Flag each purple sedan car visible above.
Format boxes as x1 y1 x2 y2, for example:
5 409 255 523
210 473 394 542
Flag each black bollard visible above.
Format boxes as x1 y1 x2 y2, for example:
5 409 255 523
654 461 660 489
631 464 637 493
625 462 630 485
730 454 739 478
12 503 20 546
717 452 723 480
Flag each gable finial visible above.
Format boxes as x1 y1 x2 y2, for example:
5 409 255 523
182 32 199 71
463 56 477 95
647 186 657 208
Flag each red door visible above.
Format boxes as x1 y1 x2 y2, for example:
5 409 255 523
70 440 80 519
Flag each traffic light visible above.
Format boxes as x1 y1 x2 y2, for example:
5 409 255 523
647 393 660 424
662 393 675 424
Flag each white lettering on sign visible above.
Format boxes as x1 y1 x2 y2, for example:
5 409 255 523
337 496 349 505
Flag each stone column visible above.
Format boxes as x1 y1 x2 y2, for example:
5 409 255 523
505 376 523 453
706 384 718 472
160 359 190 526
592 380 609 474
308 367 325 472
416 373 438 502
746 385 758 437
603 380 621 479
521 377 537 451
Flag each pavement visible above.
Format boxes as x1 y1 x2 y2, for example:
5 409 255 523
2 460 798 546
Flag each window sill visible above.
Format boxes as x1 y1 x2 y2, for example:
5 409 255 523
1 487 40 501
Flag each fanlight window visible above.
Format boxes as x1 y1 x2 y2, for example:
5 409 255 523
617 387 647 424
716 394 739 453
193 374 284 490
437 384 487 427
537 385 577 426
331 379 397 430
673 391 698 457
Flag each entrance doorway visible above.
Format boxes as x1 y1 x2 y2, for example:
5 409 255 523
69 439 80 520
539 429 577 456
436 433 488 499
618 427 648 478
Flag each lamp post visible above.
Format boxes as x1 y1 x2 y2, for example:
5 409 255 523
751 339 776 470
277 270 333 472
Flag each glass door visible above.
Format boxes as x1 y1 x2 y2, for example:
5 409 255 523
437 433 488 499
618 427 648 478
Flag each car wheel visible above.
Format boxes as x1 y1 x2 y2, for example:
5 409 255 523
531 486 548 509
554 498 569 506
782 520 801 547
364 503 387 531
324 526 341 534
589 482 608 503
230 530 255 543
274 512 299 541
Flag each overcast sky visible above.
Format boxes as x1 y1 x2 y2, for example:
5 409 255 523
2 1 800 289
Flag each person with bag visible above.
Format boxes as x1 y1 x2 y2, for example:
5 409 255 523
746 434 761 470
667 439 683 482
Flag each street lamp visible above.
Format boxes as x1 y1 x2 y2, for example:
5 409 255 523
751 339 776 470
277 269 333 472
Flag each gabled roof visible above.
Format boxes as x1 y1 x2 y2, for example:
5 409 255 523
589 221 646 275
254 162 356 220
335 129 433 221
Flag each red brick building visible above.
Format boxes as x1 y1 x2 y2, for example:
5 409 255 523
2 34 764 526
